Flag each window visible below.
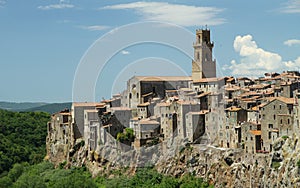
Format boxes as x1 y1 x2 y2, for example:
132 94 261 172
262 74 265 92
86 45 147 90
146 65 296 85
280 119 283 124
269 124 273 129
269 132 271 139
279 104 281 109
273 114 276 120
251 137 253 141
288 119 290 124
274 105 276 109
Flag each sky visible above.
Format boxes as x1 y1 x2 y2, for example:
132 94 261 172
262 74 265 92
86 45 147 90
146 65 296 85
0 0 300 102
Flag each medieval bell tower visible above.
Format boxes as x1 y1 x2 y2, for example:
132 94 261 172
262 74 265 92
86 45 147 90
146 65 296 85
191 29 216 81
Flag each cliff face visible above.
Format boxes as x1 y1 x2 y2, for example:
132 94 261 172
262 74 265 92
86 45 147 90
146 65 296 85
47 135 300 187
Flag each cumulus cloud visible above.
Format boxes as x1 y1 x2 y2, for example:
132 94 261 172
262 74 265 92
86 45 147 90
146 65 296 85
281 0 300 13
79 25 110 31
101 2 225 26
121 50 130 55
284 39 300 46
225 35 300 77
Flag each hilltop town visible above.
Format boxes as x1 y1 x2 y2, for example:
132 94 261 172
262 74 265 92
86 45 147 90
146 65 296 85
46 29 300 186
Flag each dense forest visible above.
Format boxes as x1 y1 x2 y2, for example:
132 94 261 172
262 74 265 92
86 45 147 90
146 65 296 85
0 109 50 174
0 109 213 188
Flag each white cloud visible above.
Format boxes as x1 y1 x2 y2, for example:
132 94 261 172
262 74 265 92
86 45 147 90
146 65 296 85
225 35 300 77
0 0 6 7
101 2 225 26
38 3 74 10
281 0 300 13
121 50 130 55
79 25 110 31
284 39 300 46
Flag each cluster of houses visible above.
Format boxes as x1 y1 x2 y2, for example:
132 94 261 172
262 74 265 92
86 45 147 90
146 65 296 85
46 29 300 165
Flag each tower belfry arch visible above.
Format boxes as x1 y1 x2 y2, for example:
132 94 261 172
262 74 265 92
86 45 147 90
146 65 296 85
192 29 216 81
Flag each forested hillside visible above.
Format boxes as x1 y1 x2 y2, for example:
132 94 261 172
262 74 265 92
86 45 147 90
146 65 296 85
0 162 212 188
0 109 50 174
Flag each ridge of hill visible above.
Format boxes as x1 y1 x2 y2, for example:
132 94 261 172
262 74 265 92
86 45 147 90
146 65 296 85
24 103 72 114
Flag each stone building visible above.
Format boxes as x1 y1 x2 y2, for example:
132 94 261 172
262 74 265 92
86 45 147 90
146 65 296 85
122 76 192 109
133 119 160 147
260 97 295 152
83 109 99 151
71 102 103 138
46 109 73 166
185 111 206 143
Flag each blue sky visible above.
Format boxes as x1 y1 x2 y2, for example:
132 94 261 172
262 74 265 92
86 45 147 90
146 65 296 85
0 0 300 102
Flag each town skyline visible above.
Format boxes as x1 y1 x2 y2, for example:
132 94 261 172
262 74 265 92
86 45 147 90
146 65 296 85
0 0 300 102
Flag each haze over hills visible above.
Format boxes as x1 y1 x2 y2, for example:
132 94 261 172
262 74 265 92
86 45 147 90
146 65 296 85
0 101 72 114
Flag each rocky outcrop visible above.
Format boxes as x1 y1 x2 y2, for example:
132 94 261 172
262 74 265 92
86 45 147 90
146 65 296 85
47 135 300 187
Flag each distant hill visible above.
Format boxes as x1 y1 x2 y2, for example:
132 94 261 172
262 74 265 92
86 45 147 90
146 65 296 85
0 102 47 111
24 102 72 114
0 101 72 114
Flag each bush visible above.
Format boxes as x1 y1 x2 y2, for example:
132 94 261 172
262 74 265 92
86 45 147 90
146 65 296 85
282 135 288 140
271 161 281 170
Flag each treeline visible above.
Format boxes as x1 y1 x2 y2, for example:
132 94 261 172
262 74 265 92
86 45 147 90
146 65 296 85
0 109 50 175
0 162 213 188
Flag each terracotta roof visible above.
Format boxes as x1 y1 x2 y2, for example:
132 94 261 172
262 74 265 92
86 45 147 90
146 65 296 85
73 102 103 107
226 106 242 112
226 77 235 82
176 100 198 105
250 130 261 135
131 117 140 121
84 109 98 113
142 92 153 98
193 77 224 83
139 120 160 125
110 107 131 111
195 92 211 98
240 91 262 98
179 88 193 92
225 86 240 91
166 90 178 93
249 84 270 89
137 102 150 107
275 97 295 104
134 76 191 82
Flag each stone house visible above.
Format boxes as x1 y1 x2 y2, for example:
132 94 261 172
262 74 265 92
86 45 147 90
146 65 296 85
224 106 247 148
133 119 160 147
185 111 207 143
83 109 99 151
46 109 73 165
71 102 103 138
123 76 192 109
260 97 295 152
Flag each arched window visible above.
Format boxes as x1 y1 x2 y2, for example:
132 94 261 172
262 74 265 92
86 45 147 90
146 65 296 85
129 93 132 99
